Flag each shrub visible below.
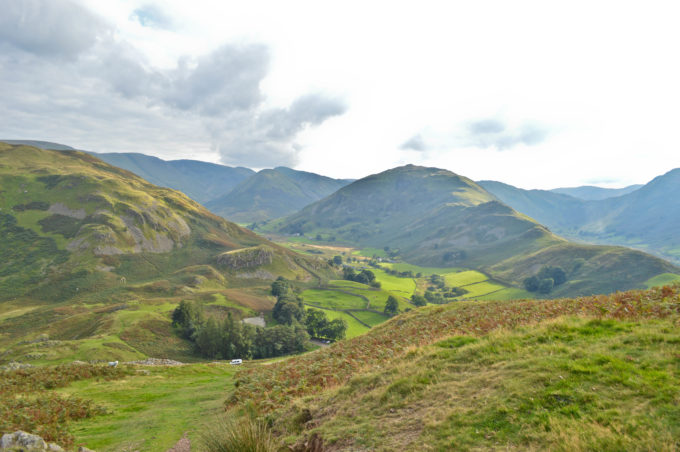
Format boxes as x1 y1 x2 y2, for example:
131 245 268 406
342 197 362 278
200 416 276 452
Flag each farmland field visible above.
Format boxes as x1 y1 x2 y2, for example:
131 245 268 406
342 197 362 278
370 269 416 296
443 270 488 287
302 289 367 310
382 262 462 276
351 310 389 326
456 280 507 298
318 309 370 338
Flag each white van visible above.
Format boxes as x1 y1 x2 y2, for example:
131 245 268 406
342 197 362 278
230 359 243 365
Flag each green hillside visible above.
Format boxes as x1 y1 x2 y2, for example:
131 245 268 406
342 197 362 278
206 167 353 223
0 143 330 364
272 165 678 296
480 169 680 264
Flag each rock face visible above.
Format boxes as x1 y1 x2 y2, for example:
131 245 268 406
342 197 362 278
216 246 274 269
0 431 65 451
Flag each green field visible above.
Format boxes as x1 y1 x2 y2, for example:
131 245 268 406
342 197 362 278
318 309 370 338
382 262 462 276
58 363 238 451
443 270 488 287
371 269 416 297
302 289 367 310
456 280 507 298
474 287 533 301
643 272 680 289
351 310 389 326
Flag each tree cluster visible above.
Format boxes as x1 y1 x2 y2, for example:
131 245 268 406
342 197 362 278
342 267 381 288
523 266 567 294
171 300 308 360
271 277 347 341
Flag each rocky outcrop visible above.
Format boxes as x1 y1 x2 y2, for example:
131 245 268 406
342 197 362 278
47 203 86 220
0 431 65 451
216 246 274 270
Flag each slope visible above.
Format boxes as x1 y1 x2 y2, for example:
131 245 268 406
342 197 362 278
273 165 678 296
0 142 329 363
227 285 680 452
206 167 353 223
550 184 642 200
89 152 254 204
481 169 680 263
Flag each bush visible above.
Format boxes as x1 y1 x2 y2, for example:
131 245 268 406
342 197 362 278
201 416 276 452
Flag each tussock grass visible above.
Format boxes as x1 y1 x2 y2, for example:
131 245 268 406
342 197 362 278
200 415 276 452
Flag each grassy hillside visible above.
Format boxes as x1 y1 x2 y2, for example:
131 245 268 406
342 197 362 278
481 169 680 264
225 284 680 451
272 165 678 296
0 143 331 364
88 152 254 204
206 167 353 223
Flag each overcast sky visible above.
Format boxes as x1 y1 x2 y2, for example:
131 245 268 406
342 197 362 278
1 0 679 188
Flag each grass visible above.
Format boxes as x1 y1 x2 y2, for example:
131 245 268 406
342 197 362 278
474 287 533 301
287 316 680 451
318 309 370 338
370 269 416 297
351 310 389 327
302 289 367 310
454 280 507 298
644 272 680 289
442 270 488 287
381 262 462 276
59 363 238 451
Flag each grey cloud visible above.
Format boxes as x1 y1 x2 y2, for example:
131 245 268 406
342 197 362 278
163 44 269 115
399 134 428 151
130 4 174 30
0 0 110 59
258 94 347 140
0 5 346 169
466 119 548 150
207 95 346 168
468 119 505 135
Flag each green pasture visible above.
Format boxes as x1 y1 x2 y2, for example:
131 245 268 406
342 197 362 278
443 270 488 287
643 272 680 289
58 363 238 451
317 309 370 338
351 310 389 327
302 289 367 310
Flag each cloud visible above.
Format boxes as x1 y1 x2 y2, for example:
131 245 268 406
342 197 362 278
465 118 548 150
399 134 428 151
208 94 346 167
163 44 269 115
130 4 174 30
0 2 346 168
0 0 111 59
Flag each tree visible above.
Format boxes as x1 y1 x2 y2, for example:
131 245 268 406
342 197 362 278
411 294 427 307
332 255 343 266
523 275 540 292
384 295 399 316
321 318 347 340
538 277 554 294
171 300 204 339
271 277 289 297
343 267 357 281
305 308 328 337
355 269 376 284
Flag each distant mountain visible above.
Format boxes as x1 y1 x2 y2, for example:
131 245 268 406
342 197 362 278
0 139 76 151
272 165 678 296
89 152 254 204
1 139 255 204
550 184 643 200
206 167 354 223
481 168 680 263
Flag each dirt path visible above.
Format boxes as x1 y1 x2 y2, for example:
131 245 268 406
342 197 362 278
167 433 191 452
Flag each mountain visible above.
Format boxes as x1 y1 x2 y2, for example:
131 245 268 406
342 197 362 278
481 168 680 263
0 139 255 204
206 167 354 223
0 139 76 151
550 184 643 200
0 142 329 362
273 165 678 296
85 152 254 204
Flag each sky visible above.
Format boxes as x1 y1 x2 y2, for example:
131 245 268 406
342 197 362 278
1 0 679 189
